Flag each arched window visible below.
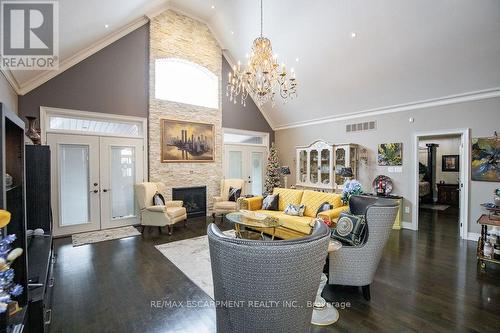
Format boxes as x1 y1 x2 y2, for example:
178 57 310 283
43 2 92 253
154 58 218 109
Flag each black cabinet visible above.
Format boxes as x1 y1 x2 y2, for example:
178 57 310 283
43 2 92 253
26 145 54 333
26 145 51 233
437 183 459 207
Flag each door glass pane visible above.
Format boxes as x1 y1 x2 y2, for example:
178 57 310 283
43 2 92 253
310 150 318 183
251 152 264 195
321 149 330 184
228 151 242 178
111 147 136 220
59 144 90 226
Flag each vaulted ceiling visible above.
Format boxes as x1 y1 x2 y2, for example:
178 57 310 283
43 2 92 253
6 0 500 129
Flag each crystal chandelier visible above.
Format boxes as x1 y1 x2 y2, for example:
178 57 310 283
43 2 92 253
226 0 297 107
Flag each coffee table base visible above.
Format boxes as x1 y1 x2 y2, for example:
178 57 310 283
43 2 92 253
311 304 339 326
311 273 339 326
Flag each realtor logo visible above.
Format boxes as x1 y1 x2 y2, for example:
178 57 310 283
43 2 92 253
1 0 59 70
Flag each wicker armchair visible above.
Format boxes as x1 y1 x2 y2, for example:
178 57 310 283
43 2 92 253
328 195 399 300
208 221 330 333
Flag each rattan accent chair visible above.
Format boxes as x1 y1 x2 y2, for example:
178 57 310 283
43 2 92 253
328 195 399 300
207 221 330 333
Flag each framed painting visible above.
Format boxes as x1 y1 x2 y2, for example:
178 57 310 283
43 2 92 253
442 155 459 172
471 137 500 181
160 119 215 162
377 143 403 166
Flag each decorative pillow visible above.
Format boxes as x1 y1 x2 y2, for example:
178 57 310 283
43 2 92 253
228 187 242 202
331 212 367 246
316 201 333 216
284 203 306 217
153 191 165 206
262 194 279 211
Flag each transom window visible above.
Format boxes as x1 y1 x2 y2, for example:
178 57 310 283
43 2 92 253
154 58 218 109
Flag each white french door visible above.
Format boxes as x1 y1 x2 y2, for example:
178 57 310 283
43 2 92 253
99 137 144 229
224 144 267 196
48 134 144 236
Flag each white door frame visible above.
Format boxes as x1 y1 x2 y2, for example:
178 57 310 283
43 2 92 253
40 106 147 188
412 128 470 239
223 144 268 195
41 107 148 235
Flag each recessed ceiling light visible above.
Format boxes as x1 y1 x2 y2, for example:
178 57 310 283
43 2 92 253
104 24 109 29
350 32 357 38
295 57 299 62
211 5 215 9
230 31 234 35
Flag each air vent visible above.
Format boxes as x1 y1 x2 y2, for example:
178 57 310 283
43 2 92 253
346 121 376 133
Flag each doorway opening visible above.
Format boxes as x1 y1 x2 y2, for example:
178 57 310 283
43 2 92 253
413 129 470 239
40 107 147 237
222 128 269 196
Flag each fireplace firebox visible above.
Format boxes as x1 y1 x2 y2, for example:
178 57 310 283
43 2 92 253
172 186 207 218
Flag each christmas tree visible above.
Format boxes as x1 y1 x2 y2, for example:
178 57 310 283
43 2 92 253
264 143 281 194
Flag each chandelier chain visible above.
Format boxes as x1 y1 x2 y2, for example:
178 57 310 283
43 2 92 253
260 0 263 37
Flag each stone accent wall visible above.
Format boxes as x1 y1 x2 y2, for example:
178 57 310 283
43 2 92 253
149 10 222 213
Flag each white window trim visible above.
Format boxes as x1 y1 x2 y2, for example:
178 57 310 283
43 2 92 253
40 106 148 182
40 106 147 141
222 128 270 148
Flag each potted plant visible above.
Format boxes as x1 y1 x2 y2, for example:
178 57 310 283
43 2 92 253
341 179 363 204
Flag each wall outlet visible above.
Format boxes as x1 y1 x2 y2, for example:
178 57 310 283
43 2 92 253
405 206 410 214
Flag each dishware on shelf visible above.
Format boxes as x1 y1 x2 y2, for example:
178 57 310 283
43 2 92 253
25 116 41 145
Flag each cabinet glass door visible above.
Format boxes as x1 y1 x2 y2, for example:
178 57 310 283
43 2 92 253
320 149 330 184
310 150 318 183
335 147 346 185
299 150 307 183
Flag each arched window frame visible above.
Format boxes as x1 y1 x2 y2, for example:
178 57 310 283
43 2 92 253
154 58 219 109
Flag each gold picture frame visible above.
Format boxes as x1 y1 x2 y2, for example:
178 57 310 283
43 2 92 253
160 119 215 163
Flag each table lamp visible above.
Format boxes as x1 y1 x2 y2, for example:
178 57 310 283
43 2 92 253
281 166 291 188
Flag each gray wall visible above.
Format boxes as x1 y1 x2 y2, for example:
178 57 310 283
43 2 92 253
19 24 150 119
275 97 500 234
222 56 274 143
17 27 274 142
0 73 18 114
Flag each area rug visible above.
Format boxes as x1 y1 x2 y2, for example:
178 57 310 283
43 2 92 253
155 230 235 299
420 203 450 211
72 226 141 247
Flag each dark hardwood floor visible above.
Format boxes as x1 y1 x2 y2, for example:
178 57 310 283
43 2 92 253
50 210 500 333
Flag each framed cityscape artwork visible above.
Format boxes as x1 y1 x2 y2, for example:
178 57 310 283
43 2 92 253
160 119 215 162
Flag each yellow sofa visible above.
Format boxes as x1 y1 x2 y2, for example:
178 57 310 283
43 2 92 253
237 188 348 239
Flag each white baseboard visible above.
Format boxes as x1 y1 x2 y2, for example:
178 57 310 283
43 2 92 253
466 232 480 242
402 221 416 230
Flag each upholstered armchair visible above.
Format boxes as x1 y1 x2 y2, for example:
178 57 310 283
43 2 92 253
134 182 187 235
208 221 330 333
328 195 398 300
212 179 245 221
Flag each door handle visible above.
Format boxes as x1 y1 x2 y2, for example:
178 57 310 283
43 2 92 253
90 190 98 193
102 189 110 192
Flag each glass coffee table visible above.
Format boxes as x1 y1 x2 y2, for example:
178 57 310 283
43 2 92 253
225 211 283 240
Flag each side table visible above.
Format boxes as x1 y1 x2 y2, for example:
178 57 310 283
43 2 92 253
311 239 342 326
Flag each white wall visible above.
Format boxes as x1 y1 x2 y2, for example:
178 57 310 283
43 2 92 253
0 73 17 113
275 97 500 234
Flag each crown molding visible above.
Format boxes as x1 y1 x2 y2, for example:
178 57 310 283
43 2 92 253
17 16 149 95
274 87 500 131
0 68 21 94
